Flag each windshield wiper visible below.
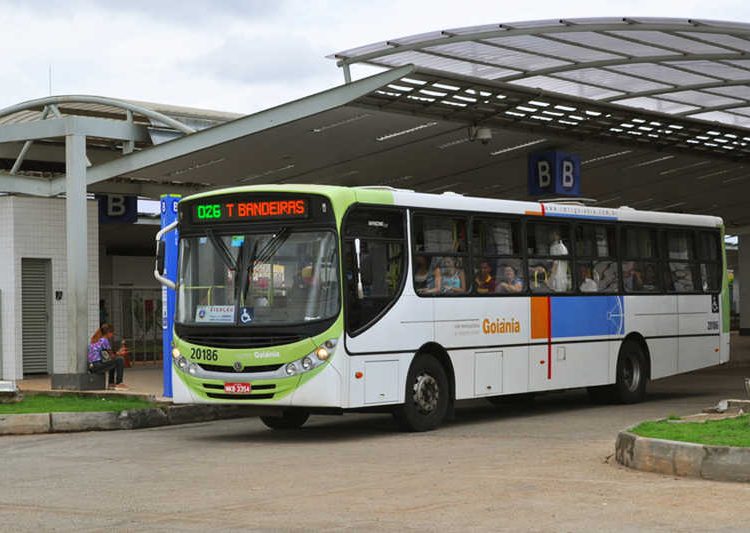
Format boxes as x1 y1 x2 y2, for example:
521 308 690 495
240 228 291 305
206 229 237 271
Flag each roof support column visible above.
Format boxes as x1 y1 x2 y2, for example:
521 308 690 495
739 235 750 336
52 133 93 389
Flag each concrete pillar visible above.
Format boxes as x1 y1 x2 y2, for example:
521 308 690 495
740 234 750 335
52 134 98 389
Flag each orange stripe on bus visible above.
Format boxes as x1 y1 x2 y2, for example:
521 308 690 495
525 210 544 216
530 297 549 339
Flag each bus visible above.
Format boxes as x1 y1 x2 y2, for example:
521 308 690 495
154 185 730 431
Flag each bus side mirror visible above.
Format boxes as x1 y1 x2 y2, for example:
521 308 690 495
154 220 178 290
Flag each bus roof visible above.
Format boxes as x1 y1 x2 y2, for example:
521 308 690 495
183 184 723 229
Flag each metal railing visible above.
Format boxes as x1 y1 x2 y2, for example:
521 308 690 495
99 286 162 363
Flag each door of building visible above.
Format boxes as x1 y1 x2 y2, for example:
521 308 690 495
22 258 52 374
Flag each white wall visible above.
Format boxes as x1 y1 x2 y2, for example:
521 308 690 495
0 196 99 379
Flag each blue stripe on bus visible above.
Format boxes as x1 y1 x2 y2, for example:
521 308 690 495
550 295 624 338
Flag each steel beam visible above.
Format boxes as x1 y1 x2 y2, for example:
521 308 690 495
0 116 149 144
48 65 416 193
0 173 53 196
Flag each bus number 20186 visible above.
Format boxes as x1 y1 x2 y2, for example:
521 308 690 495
190 347 219 361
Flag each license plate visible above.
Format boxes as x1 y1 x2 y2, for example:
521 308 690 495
224 382 251 394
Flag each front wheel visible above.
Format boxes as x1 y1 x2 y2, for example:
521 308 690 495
393 354 450 432
260 410 310 430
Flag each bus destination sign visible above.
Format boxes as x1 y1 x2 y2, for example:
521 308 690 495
192 199 308 223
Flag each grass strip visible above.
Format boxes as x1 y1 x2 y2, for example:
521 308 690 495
633 415 750 448
0 394 154 414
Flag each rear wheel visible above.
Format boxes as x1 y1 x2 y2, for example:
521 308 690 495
260 410 310 430
614 339 647 404
393 354 450 432
587 339 648 405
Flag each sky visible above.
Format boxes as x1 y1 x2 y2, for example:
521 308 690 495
2 0 750 114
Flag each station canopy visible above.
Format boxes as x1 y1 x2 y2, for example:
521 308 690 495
2 18 750 229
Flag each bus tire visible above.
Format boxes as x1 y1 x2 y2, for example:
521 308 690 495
393 354 450 432
614 339 648 404
260 410 310 430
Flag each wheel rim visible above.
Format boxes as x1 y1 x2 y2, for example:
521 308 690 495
621 353 641 392
412 372 439 414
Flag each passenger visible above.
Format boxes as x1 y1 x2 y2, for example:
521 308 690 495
642 264 658 292
414 255 436 294
548 229 570 292
529 264 549 293
474 259 496 294
579 264 598 293
496 264 523 294
87 323 128 390
623 262 643 292
434 257 466 294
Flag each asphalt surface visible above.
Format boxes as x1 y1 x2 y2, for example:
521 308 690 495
2 365 750 532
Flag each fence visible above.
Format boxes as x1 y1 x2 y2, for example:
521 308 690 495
99 286 162 364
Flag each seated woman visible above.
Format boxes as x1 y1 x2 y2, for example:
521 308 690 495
496 264 524 293
578 264 598 293
474 259 496 294
88 324 128 390
434 257 466 295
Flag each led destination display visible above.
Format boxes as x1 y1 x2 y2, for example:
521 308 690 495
192 198 308 223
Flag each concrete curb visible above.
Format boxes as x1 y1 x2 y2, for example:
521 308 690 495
615 430 750 483
0 404 272 436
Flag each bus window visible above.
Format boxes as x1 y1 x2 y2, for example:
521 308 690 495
665 231 697 293
574 224 618 293
412 214 468 296
622 226 660 293
697 231 721 292
472 218 524 295
527 222 571 293
343 208 406 334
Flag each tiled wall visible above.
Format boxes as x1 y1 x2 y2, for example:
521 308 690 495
0 197 99 380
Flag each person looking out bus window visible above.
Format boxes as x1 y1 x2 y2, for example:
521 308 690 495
623 261 643 292
548 229 570 292
414 255 436 294
88 323 128 390
474 259 496 294
579 264 598 293
496 264 523 294
434 257 466 294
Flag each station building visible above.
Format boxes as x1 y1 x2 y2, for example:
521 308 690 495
1 17 750 389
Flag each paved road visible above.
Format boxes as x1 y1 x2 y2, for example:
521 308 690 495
2 365 750 532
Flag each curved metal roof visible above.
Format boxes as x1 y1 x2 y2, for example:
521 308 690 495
333 17 750 129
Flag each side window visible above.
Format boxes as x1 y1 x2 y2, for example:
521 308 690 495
696 231 722 293
471 218 524 295
621 226 660 293
665 230 697 293
574 224 618 293
343 207 406 335
412 214 468 296
527 221 572 293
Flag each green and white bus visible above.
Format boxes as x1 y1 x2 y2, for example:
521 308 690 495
155 185 730 431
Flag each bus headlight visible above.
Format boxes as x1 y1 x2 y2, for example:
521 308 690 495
301 356 313 370
175 356 188 370
188 364 198 375
314 347 329 361
285 363 297 376
171 347 181 359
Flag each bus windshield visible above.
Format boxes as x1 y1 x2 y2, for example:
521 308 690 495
177 229 340 326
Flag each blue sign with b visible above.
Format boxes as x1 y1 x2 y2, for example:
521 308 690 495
528 151 581 197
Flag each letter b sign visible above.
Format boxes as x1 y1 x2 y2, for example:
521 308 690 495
528 151 581 197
